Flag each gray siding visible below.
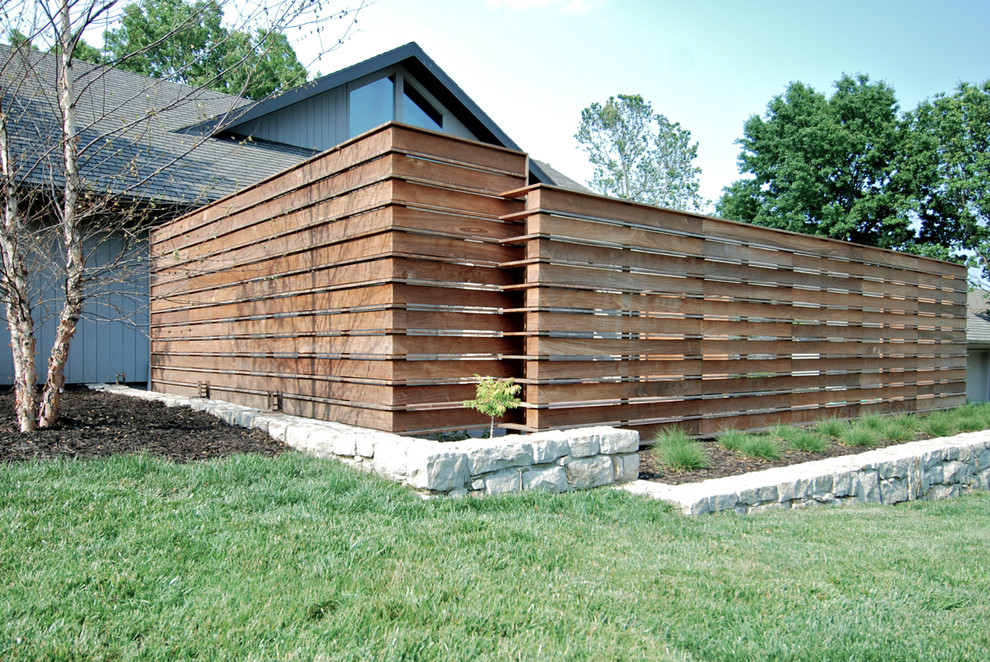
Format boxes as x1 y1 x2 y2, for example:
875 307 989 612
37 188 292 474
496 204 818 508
0 232 149 386
967 350 990 403
245 87 347 152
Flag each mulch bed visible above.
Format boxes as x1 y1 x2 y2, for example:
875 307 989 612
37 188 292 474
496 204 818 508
0 386 290 463
638 432 937 485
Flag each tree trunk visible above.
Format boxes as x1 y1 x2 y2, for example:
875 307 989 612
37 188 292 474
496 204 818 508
38 4 84 429
0 91 38 432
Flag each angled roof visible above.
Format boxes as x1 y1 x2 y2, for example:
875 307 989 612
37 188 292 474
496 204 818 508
968 290 990 347
1 44 307 206
195 42 559 187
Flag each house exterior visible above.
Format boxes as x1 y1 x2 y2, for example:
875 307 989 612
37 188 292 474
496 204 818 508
0 42 584 386
967 290 990 402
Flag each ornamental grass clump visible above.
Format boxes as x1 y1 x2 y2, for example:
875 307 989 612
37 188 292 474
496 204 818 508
653 427 708 471
840 425 880 448
787 430 827 453
920 411 953 439
736 435 782 460
816 417 846 439
716 429 750 452
880 417 917 443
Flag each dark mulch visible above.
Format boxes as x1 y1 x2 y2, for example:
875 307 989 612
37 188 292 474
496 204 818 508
638 433 936 485
0 386 290 463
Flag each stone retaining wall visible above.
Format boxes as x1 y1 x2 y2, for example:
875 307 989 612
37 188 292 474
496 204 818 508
92 385 640 496
625 432 990 515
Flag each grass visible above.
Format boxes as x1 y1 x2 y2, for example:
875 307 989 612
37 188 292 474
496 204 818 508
653 427 708 470
3 453 990 660
786 430 827 453
840 425 882 448
815 417 846 438
736 435 782 460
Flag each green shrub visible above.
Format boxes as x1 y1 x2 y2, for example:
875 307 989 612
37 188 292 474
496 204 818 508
787 430 827 453
653 427 709 471
737 435 782 460
840 425 880 448
816 417 846 438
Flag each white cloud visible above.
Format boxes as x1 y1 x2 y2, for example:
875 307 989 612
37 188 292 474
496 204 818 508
484 0 602 14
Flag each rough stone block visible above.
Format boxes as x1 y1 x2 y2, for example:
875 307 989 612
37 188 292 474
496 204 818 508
568 434 600 458
522 466 568 493
611 453 640 483
371 438 409 481
598 430 640 455
565 455 613 489
943 460 965 484
880 478 909 504
486 468 522 495
406 447 469 492
465 441 531 475
331 433 357 458
355 436 376 458
832 472 854 498
530 436 569 464
854 471 880 503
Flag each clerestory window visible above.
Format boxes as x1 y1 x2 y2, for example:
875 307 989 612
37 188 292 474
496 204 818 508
348 69 445 137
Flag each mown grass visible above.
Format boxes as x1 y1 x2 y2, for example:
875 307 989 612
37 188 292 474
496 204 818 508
2 453 990 661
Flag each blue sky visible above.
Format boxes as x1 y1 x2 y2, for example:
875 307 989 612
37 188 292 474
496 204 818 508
302 0 989 205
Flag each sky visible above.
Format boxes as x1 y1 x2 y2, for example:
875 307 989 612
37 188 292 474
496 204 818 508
287 0 990 207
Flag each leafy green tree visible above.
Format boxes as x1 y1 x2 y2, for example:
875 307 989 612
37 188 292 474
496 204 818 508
907 81 990 279
575 94 706 212
717 75 915 250
463 375 522 438
101 0 307 99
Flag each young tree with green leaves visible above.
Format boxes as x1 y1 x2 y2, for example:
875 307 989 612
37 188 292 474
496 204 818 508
575 94 706 212
463 375 521 438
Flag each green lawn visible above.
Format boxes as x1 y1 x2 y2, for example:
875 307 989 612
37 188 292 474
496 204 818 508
2 453 989 661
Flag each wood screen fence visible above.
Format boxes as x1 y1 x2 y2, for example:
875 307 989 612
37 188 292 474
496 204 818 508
150 124 967 437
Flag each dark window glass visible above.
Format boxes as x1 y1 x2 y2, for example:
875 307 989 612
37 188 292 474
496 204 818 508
349 76 394 137
403 84 443 131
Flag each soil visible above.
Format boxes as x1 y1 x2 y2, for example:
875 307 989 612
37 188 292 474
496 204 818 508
0 386 289 463
638 432 935 485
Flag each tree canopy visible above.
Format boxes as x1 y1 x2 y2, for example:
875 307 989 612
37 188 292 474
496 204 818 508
717 74 990 276
575 94 706 212
93 0 308 99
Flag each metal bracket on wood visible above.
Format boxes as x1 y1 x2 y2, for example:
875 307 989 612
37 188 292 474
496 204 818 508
197 381 210 399
114 372 126 384
267 390 283 411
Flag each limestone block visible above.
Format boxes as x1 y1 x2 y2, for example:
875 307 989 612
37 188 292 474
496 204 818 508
598 430 640 454
832 472 854 498
879 458 908 479
611 453 640 483
529 435 569 464
565 455 613 489
943 460 965 484
406 446 469 493
331 433 357 458
811 474 834 495
486 468 522 495
880 478 909 504
356 435 376 458
522 466 568 493
568 434 600 458
464 441 531 475
283 424 316 451
471 479 485 491
854 471 880 503
927 465 944 485
371 438 410 481
977 448 990 471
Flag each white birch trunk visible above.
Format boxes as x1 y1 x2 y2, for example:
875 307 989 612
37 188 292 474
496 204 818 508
0 104 38 433
37 3 85 428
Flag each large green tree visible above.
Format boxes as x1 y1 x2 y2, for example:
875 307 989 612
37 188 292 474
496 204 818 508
575 94 706 212
717 75 916 250
97 0 307 99
907 82 990 277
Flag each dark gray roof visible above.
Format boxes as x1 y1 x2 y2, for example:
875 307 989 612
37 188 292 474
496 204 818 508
968 290 990 347
531 159 592 194
1 44 306 207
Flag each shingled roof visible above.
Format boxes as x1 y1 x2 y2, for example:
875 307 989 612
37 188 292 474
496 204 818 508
968 290 990 348
1 44 306 207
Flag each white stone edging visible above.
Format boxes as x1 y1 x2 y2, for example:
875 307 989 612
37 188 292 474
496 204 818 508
623 431 990 515
89 384 640 496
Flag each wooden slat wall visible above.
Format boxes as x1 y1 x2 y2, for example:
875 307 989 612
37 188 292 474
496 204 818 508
149 124 527 433
507 186 968 437
150 124 967 437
